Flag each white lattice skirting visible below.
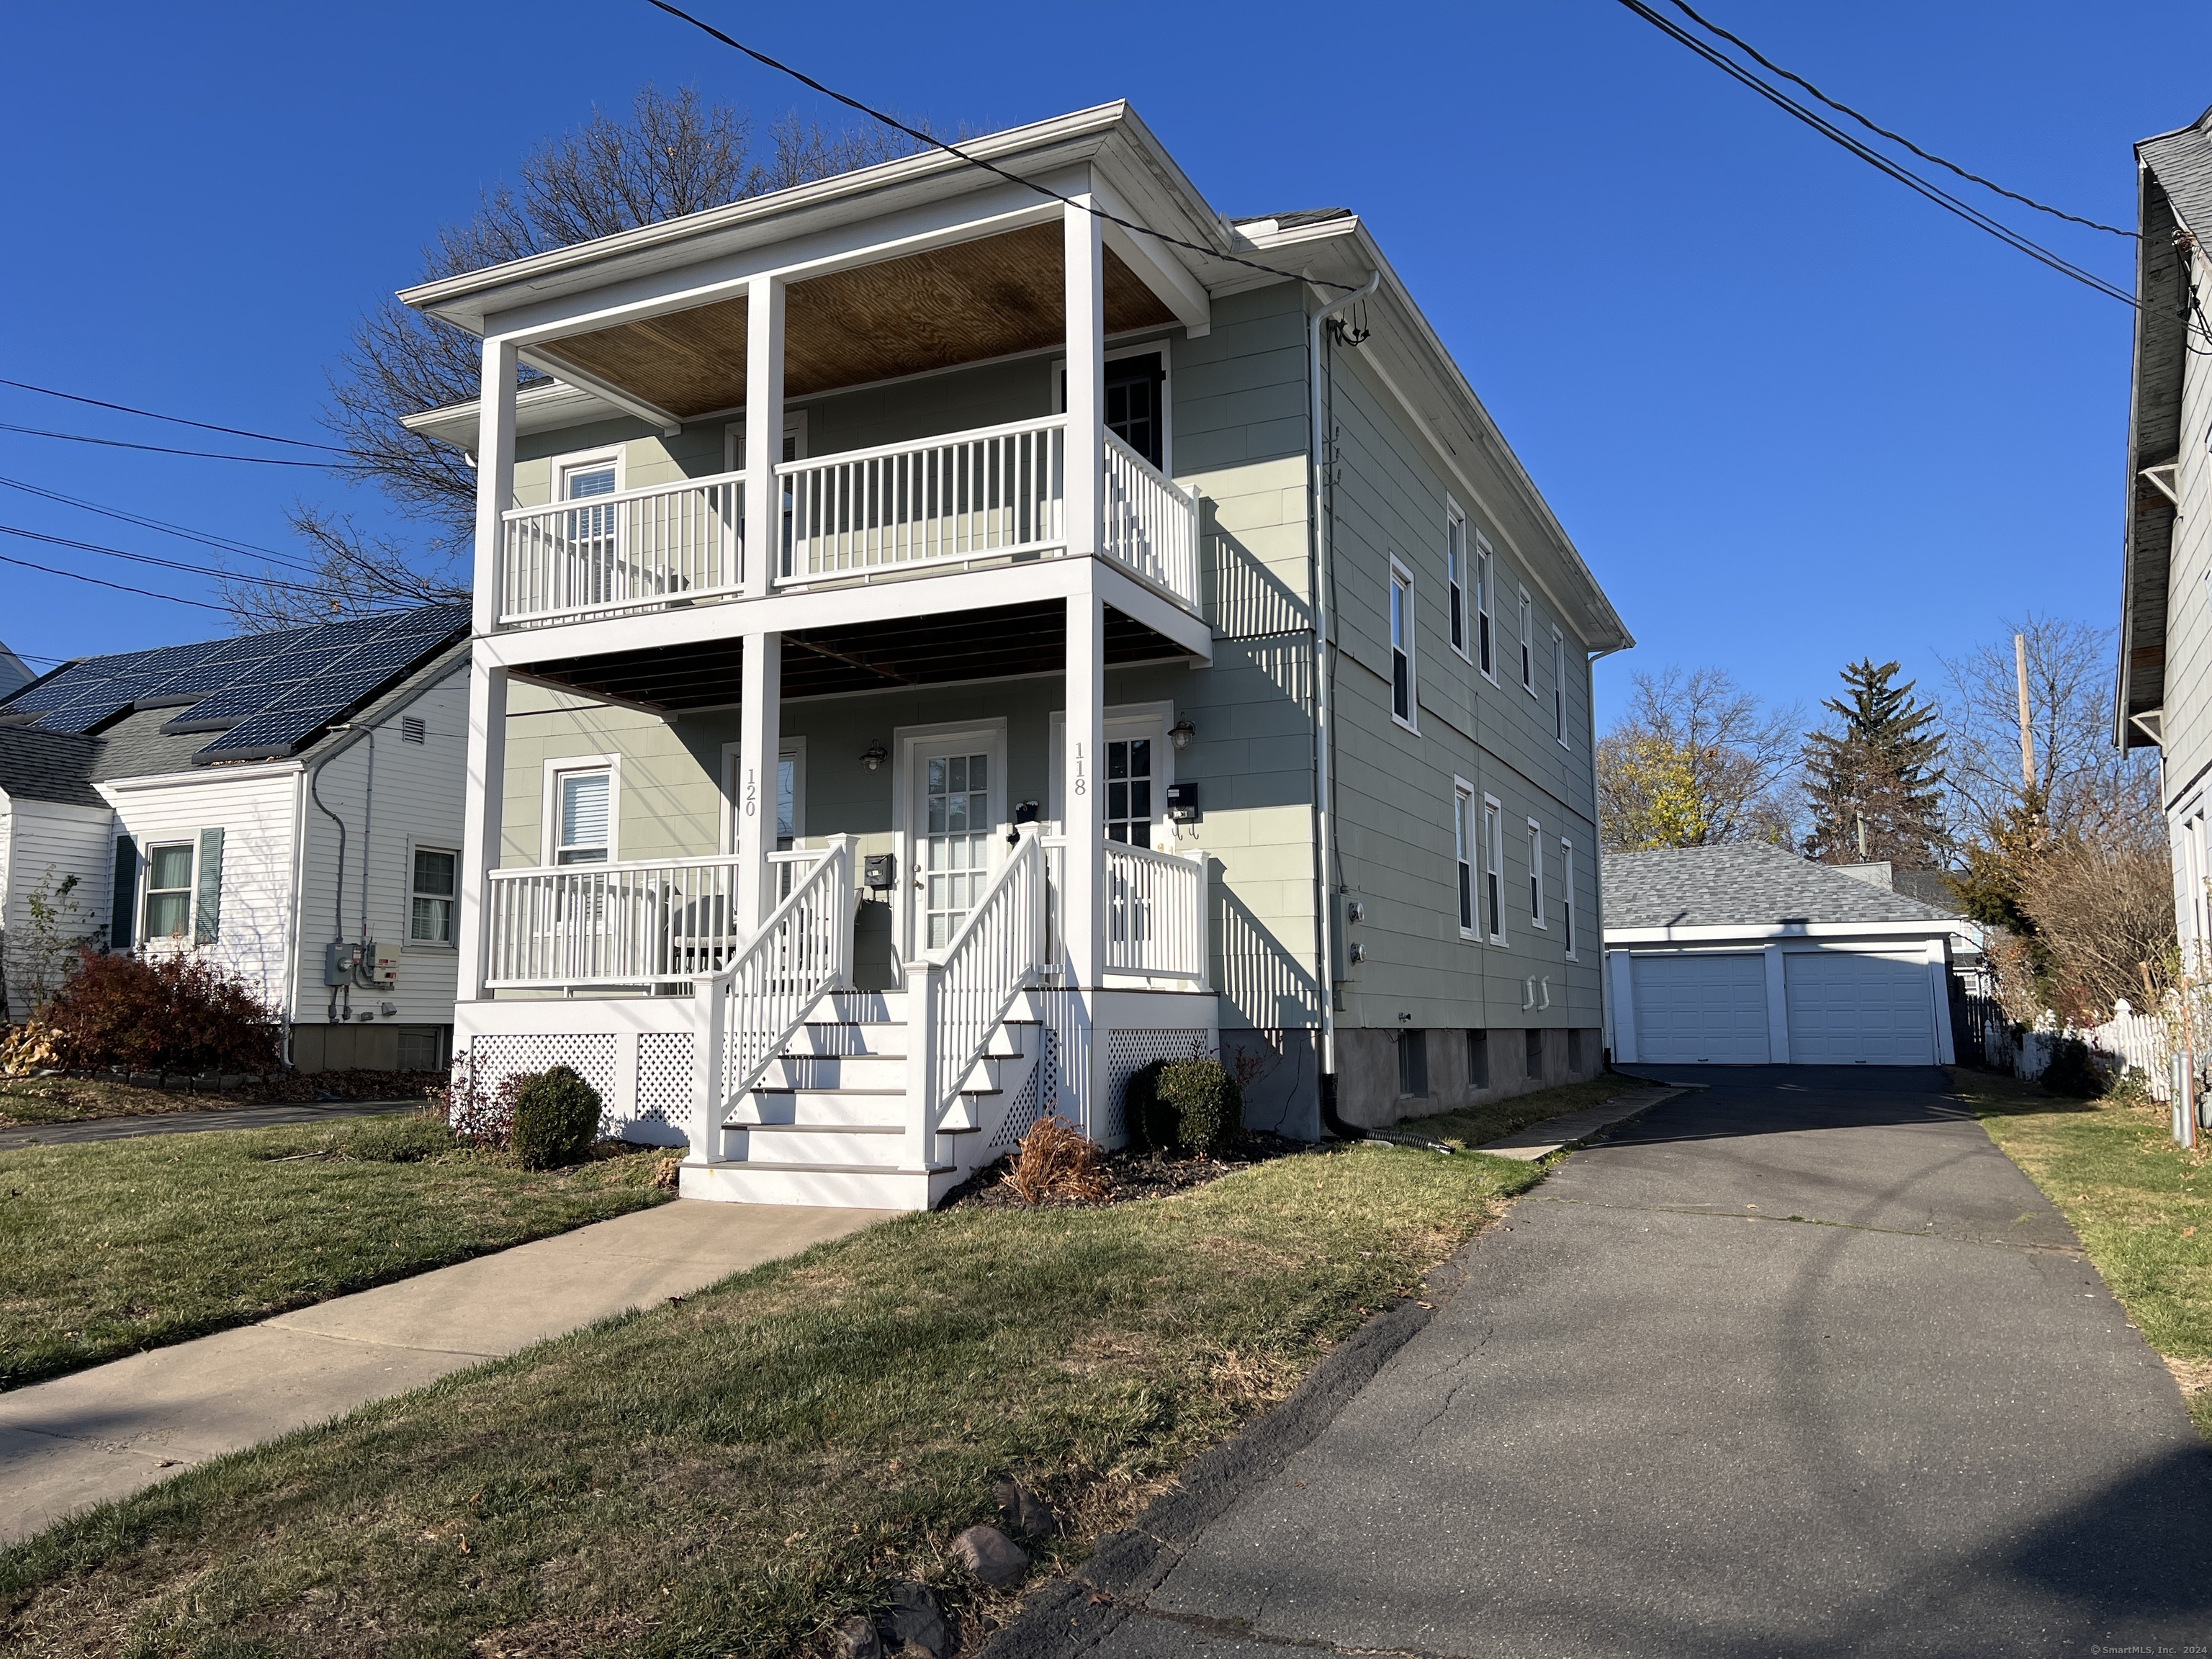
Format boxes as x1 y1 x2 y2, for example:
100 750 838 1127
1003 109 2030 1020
636 1033 695 1127
469 1034 621 1135
1102 1028 1210 1147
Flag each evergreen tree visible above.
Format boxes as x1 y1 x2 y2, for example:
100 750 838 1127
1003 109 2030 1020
1801 658 1948 866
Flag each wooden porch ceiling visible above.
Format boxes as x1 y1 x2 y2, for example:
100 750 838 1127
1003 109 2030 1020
524 598 1189 711
529 224 1177 421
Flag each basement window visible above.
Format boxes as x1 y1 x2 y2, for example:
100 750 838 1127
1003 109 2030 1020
1398 1030 1429 1099
1525 1028 1544 1080
1467 1029 1489 1089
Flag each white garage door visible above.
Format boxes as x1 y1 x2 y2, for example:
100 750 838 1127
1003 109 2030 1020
1632 953 1771 1064
1784 950 1935 1065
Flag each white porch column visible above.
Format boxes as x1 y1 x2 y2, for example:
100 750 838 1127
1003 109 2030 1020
1064 580 1106 989
737 631 783 930
472 336 518 637
1064 196 1105 561
744 276 786 597
455 652 508 1001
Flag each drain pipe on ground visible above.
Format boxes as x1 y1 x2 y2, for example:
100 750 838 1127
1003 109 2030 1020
1308 267 1380 1140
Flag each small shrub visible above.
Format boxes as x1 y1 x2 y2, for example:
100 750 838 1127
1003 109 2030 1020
37 950 282 1075
509 1065 603 1169
1122 1058 1177 1153
2041 1036 2104 1100
1004 1115 1110 1205
442 1054 523 1149
1157 1057 1244 1156
341 1115 457 1163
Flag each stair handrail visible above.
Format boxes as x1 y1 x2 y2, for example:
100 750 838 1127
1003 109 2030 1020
701 837 855 1149
904 826 1048 1168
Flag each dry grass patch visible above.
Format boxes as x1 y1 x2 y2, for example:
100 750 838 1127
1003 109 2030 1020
0 1142 1543 1658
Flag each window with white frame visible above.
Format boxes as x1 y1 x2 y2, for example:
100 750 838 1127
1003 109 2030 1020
1389 560 1416 727
1519 587 1535 693
1446 506 1469 660
2190 807 2211 953
1552 629 1568 745
410 848 457 945
1474 533 1496 680
1527 819 1546 926
555 768 612 865
143 842 193 939
1560 837 1576 957
1482 796 1504 943
1453 781 1477 937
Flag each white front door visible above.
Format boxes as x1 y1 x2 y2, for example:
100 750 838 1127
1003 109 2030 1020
912 739 1003 953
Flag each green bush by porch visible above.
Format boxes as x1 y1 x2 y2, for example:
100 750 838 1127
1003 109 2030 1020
0 1142 1542 1654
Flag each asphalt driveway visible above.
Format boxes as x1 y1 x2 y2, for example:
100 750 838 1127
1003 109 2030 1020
1038 1066 2212 1657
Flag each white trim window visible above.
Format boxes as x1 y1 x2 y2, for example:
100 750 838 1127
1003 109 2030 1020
1446 505 1470 660
1389 558 1417 730
1482 796 1505 943
1527 818 1547 927
1453 780 1478 938
1474 532 1496 680
1560 837 1576 958
1519 587 1536 693
143 841 194 939
1552 627 1569 745
410 848 458 945
555 768 613 866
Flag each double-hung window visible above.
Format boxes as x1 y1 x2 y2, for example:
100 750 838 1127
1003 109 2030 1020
1527 819 1547 927
1519 588 1535 693
1552 629 1568 745
1446 506 1469 659
143 842 193 939
1453 781 1478 938
411 848 458 945
1473 534 1496 680
1389 560 1416 728
1560 838 1577 958
556 769 612 865
1481 797 1504 943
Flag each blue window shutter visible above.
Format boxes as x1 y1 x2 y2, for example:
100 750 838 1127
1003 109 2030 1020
194 827 224 945
109 835 138 950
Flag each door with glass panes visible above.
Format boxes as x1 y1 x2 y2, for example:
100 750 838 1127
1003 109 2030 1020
911 737 1004 955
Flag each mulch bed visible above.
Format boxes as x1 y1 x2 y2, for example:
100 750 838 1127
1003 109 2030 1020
943 1130 1315 1210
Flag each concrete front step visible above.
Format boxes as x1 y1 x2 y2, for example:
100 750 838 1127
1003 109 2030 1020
681 1159 958 1210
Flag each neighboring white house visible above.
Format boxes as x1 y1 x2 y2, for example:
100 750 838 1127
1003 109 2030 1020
0 605 470 1071
0 644 31 699
1602 844 1978 1068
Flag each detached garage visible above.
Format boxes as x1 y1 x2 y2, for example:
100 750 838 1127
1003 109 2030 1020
1603 845 1977 1067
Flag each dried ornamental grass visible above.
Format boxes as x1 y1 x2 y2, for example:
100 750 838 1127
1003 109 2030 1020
1003 1115 1110 1205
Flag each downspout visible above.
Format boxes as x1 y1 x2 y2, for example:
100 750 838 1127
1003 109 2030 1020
1586 641 1629 1067
1309 269 1380 1137
307 743 352 1025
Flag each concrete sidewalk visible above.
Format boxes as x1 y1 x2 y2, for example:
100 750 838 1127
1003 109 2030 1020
0 1197 889 1545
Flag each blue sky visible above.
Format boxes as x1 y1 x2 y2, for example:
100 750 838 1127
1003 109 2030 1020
2 1 2204 734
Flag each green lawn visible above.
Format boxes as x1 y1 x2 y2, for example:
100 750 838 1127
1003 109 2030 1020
1950 1067 2212 1437
0 1142 1542 1657
1387 1071 1647 1151
0 1114 670 1391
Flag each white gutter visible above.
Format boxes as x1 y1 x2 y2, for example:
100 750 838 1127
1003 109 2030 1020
1309 269 1381 1100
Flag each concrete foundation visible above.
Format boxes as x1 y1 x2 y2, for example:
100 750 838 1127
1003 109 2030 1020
1334 1025 1604 1130
288 1022 451 1075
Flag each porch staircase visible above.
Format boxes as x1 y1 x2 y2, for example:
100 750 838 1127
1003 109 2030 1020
683 992 1044 1210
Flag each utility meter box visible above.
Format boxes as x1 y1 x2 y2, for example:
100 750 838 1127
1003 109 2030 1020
323 940 365 986
366 943 400 986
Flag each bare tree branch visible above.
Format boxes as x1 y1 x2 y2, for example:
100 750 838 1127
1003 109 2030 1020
1598 666 1803 851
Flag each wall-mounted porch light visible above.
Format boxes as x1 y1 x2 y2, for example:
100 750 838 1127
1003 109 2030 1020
1169 716 1197 750
860 741 888 772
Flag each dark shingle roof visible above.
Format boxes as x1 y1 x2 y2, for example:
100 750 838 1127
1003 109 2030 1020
1602 843 1964 931
0 724 104 808
2142 106 2212 238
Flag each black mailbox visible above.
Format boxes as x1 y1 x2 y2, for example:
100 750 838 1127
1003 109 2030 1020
1166 783 1200 823
863 854 896 890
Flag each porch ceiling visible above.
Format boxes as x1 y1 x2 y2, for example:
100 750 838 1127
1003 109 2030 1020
523 598 1190 711
529 224 1177 421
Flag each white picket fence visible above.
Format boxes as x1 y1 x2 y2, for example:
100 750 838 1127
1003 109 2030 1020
1984 1001 2174 1101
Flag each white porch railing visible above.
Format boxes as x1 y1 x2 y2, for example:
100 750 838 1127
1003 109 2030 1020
1102 429 1201 608
699 837 857 1160
483 850 815 988
1105 840 1208 984
499 472 744 626
781 415 1066 583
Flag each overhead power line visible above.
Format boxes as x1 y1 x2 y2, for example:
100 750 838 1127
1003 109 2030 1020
0 421 331 467
0 524 332 597
1660 0 2136 240
641 0 1359 295
0 376 346 451
0 474 325 576
0 549 228 612
1612 0 2137 308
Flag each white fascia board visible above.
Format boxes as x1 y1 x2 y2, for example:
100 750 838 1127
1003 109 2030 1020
515 351 680 434
401 381 621 454
1249 218 1631 655
478 555 1212 673
99 759 303 799
1089 173 1210 336
1603 919 1975 946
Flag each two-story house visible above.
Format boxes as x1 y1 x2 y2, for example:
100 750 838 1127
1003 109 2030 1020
408 102 1629 1209
2118 106 2212 1031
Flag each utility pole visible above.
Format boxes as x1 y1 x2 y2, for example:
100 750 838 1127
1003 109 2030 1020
1856 809 1869 860
2015 632 2037 789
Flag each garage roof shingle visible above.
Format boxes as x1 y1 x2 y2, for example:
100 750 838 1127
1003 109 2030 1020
1602 843 1962 930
